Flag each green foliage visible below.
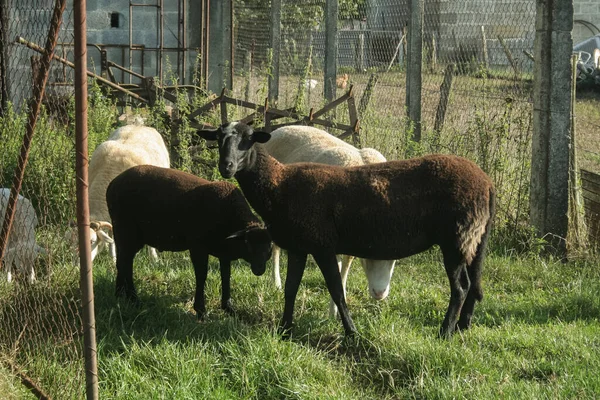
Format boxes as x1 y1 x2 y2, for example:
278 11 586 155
87 79 119 152
0 104 76 225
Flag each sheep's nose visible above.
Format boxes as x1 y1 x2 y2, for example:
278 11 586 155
371 288 388 300
226 161 234 169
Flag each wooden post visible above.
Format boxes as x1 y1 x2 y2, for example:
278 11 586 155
324 0 338 102
220 88 228 124
480 26 489 70
430 33 437 72
268 0 281 103
498 35 519 77
433 63 455 146
356 33 365 71
358 73 378 117
406 0 423 143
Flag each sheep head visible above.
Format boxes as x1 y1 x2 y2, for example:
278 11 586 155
68 221 114 262
360 259 396 300
89 221 114 260
226 225 272 276
196 122 270 179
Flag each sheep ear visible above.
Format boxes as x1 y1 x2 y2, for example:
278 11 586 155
196 128 218 141
226 229 246 240
252 131 271 144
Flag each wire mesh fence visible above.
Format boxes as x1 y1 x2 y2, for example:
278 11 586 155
0 1 86 398
0 0 596 397
232 0 542 248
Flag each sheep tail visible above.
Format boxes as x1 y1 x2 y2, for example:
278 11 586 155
468 187 495 302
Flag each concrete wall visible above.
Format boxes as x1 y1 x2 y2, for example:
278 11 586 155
4 0 202 108
86 0 201 85
573 0 600 46
366 0 536 70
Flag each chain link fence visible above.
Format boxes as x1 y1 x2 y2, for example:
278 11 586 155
0 1 89 398
0 0 595 397
232 0 543 248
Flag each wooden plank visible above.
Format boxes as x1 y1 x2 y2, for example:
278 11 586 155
582 188 600 207
583 198 600 216
311 87 352 120
188 95 224 120
580 169 600 190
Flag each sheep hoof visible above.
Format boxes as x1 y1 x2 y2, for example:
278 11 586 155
196 310 206 321
115 287 139 303
457 316 472 331
222 301 236 316
277 323 293 340
344 328 357 338
438 327 454 340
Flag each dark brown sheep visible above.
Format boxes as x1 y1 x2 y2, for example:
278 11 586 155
197 122 495 338
106 165 272 319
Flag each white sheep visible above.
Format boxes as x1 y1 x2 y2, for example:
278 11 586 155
1 188 44 283
263 125 396 318
86 124 170 263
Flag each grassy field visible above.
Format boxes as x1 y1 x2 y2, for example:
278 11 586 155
1 69 600 398
3 248 600 399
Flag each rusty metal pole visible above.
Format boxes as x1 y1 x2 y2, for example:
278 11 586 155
0 0 67 269
229 0 234 90
204 0 210 90
74 0 99 398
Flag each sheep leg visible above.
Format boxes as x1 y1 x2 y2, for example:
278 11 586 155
278 251 308 338
456 285 477 331
313 252 357 336
115 245 140 301
272 245 283 290
6 264 12 283
218 257 235 315
190 249 209 320
329 255 353 318
440 251 470 339
147 246 159 263
457 231 488 332
109 242 117 264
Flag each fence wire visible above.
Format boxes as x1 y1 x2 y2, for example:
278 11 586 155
0 1 85 398
0 0 597 397
232 0 543 245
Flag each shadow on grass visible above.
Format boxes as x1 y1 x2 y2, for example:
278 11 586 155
92 271 274 352
475 291 600 328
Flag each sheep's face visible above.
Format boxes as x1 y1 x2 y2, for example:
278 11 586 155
360 259 396 300
227 226 272 276
67 221 114 263
196 122 271 179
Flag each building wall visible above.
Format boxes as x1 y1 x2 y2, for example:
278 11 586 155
573 0 600 46
86 0 201 85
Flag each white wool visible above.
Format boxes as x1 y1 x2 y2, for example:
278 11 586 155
1 188 42 283
86 125 170 263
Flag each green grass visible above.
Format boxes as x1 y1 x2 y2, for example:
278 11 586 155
1 69 599 398
5 248 593 399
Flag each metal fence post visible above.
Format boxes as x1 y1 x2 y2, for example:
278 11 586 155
406 0 423 144
74 0 99 398
324 0 338 102
530 0 573 256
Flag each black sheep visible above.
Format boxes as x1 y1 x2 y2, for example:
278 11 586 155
106 165 272 319
197 122 495 338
